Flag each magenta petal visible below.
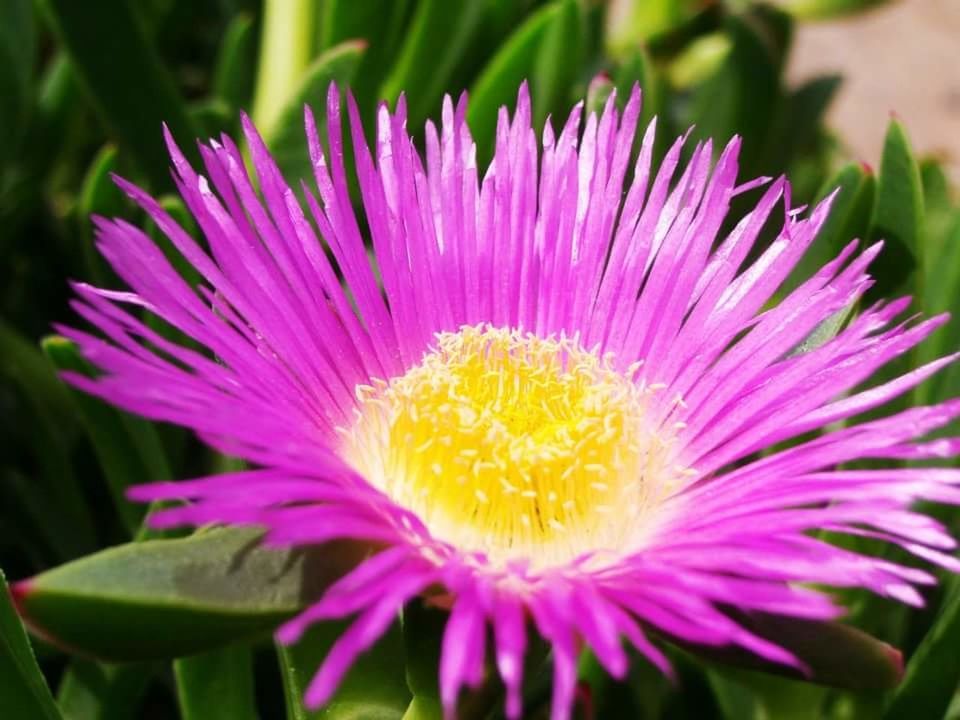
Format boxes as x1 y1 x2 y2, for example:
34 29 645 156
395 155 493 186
60 80 960 720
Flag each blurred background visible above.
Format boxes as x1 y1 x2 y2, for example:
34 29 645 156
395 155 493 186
789 0 960 182
3 1 960 718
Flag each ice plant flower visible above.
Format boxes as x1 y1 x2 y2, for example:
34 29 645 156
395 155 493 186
61 83 960 720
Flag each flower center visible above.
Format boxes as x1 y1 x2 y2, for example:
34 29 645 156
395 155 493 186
340 325 677 568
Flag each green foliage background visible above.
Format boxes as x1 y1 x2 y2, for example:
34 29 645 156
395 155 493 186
3 0 960 718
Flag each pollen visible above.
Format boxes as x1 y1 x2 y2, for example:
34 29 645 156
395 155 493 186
339 324 679 568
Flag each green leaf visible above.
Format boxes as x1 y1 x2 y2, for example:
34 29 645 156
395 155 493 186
317 0 413 118
709 668 828 720
604 0 702 57
267 40 366 193
775 0 892 20
14 528 370 661
189 98 235 139
613 46 671 162
0 321 97 561
400 696 443 720
56 660 154 720
42 336 171 537
400 601 501 720
883 578 960 720
0 568 63 720
0 0 35 167
39 0 199 190
685 6 791 176
212 12 256 112
277 619 410 720
666 613 903 691
784 162 872 294
378 0 486 129
76 144 124 284
705 669 758 720
915 209 960 409
866 119 924 301
530 0 583 128
174 646 258 720
667 32 732 89
403 601 444 701
467 2 562 159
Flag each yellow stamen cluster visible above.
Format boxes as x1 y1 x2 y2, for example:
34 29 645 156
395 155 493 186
339 325 677 568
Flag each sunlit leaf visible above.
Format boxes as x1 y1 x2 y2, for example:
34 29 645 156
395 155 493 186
866 119 923 301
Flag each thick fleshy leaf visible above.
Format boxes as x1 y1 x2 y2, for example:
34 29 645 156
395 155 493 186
277 620 410 720
38 0 198 189
467 1 563 156
43 336 170 536
665 613 903 691
883 577 960 720
56 659 154 720
866 119 923 300
12 528 368 661
378 0 486 129
0 568 63 720
267 41 366 193
174 646 258 720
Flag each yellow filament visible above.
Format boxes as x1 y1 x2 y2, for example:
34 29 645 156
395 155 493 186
339 325 678 568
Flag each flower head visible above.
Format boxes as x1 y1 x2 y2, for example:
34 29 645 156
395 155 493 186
62 82 960 720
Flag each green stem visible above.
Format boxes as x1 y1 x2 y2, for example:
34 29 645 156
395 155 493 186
251 0 316 139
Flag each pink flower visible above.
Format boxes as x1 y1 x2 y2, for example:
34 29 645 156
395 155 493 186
62 83 960 720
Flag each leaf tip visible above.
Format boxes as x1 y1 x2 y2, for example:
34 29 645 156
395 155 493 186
885 643 905 685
